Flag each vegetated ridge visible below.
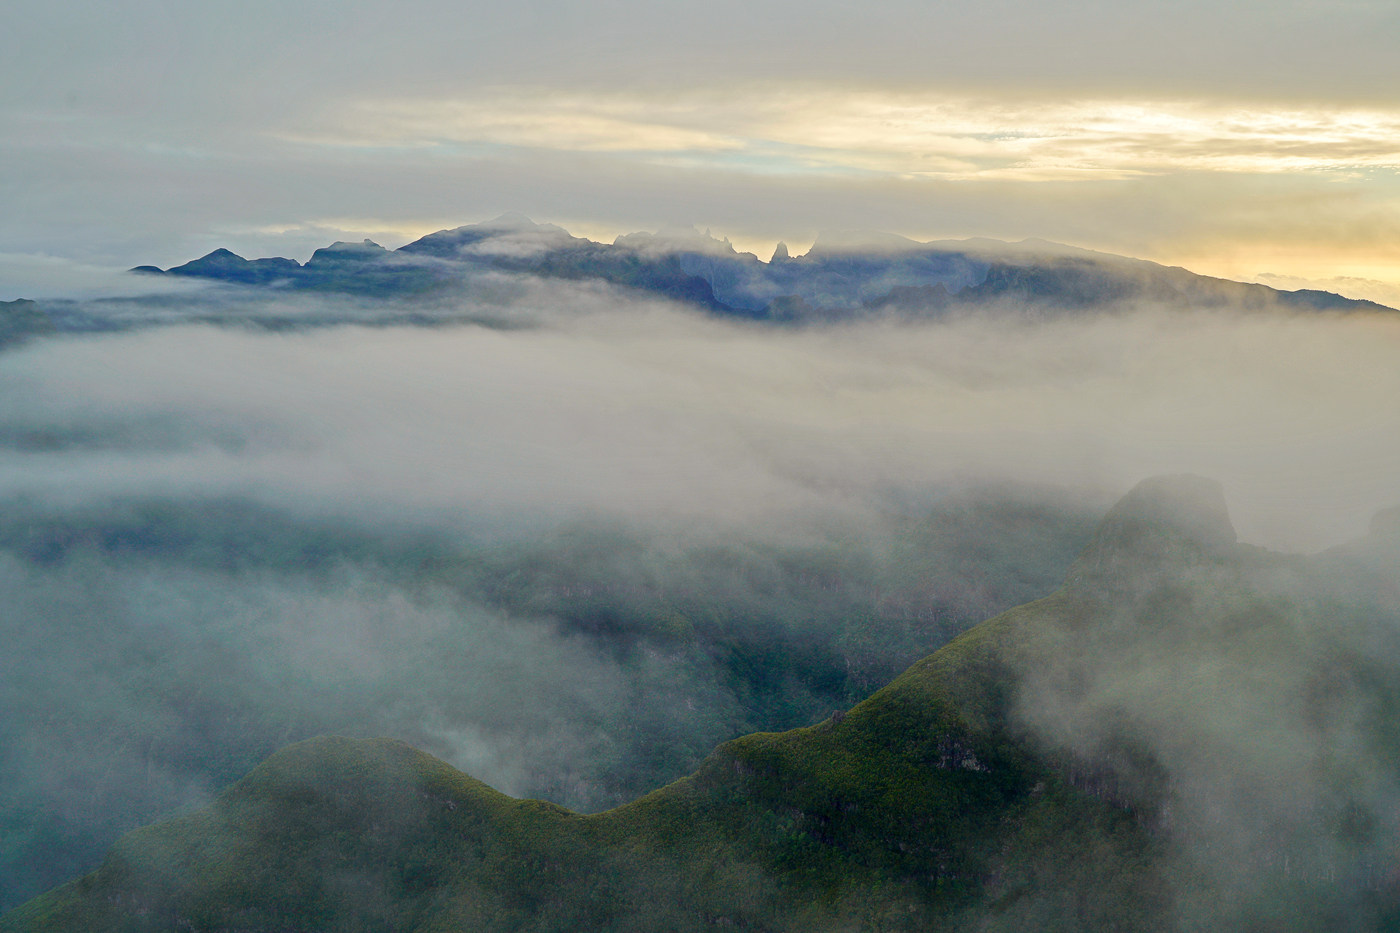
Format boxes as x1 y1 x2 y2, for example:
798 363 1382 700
6 475 1400 931
0 480 1099 913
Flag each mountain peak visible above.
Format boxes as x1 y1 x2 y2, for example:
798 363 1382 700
322 239 385 252
1105 474 1234 544
809 229 922 253
1068 474 1238 592
487 211 536 228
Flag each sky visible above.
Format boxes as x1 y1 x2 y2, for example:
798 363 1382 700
3 0 1400 301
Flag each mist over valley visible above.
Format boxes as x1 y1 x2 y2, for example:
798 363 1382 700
6 0 1400 920
1 220 1399 929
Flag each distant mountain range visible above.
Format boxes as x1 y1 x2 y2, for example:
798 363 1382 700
2 216 1392 351
130 213 1396 319
7 476 1400 931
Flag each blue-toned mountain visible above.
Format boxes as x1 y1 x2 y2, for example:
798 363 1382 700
133 215 1397 319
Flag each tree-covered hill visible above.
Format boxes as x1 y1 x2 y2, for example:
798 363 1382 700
8 474 1399 932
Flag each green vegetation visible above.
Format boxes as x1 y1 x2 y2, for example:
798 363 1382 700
6 475 1400 931
0 597 1141 932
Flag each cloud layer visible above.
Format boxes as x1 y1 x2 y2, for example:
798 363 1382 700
1 287 1398 910
4 295 1396 549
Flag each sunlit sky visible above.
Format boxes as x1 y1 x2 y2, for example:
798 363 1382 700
3 0 1399 301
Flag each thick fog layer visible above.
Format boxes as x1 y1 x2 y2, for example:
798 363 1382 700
1 284 1398 910
5 291 1395 548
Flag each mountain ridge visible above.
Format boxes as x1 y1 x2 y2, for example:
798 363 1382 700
129 216 1398 319
7 474 1400 931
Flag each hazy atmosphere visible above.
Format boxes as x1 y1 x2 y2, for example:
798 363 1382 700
2 279 1398 910
4 0 1400 300
4 0 1400 928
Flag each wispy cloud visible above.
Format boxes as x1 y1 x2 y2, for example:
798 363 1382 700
5 294 1398 550
299 90 1400 181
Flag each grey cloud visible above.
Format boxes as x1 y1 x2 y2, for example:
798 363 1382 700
7 0 1398 118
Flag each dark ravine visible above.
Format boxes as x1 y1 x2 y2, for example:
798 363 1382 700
130 215 1396 320
7 474 1400 932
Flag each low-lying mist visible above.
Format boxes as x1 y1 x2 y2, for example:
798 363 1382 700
1009 477 1400 929
2 280 1398 911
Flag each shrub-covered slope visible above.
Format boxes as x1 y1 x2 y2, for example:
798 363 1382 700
7 475 1400 932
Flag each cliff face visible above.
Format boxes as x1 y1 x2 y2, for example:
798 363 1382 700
6 476 1400 933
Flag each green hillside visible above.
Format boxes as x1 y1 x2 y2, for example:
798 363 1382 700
7 475 1400 932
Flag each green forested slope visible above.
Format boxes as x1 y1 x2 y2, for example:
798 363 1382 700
7 476 1399 932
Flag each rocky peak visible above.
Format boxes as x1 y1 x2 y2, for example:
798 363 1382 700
486 211 536 228
308 239 389 266
322 239 386 252
165 249 301 283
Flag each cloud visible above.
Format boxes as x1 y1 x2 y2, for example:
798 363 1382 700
3 293 1397 550
304 97 747 154
0 547 635 896
1010 478 1400 925
7 0 1399 118
290 91 1400 189
1248 271 1400 309
2 283 1399 911
0 253 208 302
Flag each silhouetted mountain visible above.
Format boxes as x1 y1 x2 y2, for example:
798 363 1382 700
8 476 1400 931
131 216 1397 319
165 248 302 286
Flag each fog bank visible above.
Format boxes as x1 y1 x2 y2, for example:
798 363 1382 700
1 289 1397 910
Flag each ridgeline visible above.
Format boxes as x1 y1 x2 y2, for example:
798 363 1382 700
7 475 1400 931
131 215 1396 320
